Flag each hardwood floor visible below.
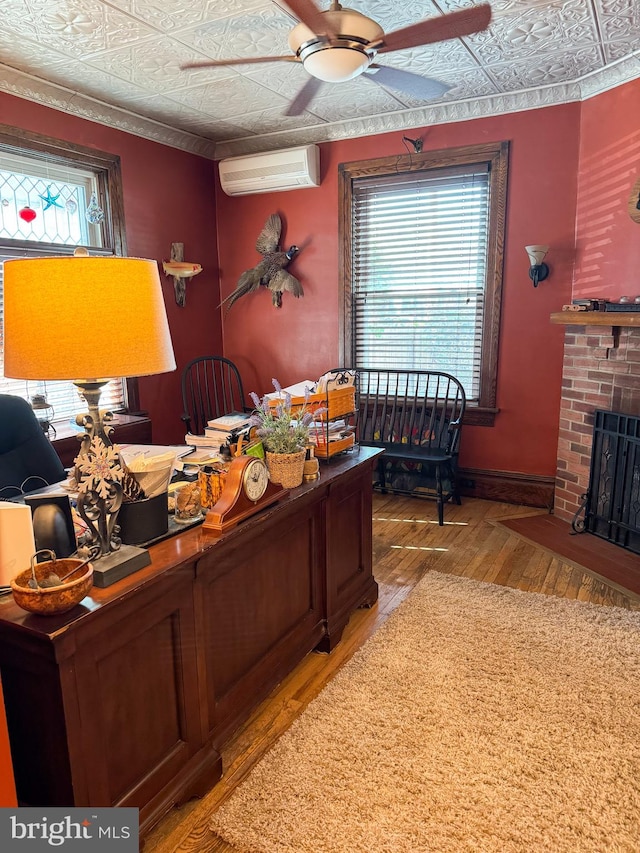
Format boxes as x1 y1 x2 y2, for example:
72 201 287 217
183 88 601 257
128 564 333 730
144 494 640 853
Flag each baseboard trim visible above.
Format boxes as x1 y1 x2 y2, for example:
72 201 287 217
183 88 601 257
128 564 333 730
458 467 555 509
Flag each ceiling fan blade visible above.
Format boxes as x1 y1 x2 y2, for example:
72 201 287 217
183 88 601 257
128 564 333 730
375 4 492 54
181 55 298 70
285 76 323 116
282 0 337 40
365 65 451 100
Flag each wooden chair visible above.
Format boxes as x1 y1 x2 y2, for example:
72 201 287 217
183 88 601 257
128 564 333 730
345 368 466 525
180 356 246 436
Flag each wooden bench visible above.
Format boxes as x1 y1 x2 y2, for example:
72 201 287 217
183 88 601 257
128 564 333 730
335 368 466 525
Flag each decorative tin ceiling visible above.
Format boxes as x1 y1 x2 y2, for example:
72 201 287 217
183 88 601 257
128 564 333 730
0 1 638 159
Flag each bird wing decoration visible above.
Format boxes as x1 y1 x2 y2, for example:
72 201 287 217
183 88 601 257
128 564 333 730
220 213 303 312
256 213 282 255
268 269 304 308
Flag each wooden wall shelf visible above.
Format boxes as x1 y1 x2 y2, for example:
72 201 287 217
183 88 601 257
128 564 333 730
550 311 640 327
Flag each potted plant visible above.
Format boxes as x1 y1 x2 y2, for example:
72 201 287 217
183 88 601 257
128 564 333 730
249 380 325 488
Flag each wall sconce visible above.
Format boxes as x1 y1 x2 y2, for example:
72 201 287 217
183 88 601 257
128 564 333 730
525 245 549 287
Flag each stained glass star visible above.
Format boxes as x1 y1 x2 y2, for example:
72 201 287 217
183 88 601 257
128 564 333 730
39 186 63 210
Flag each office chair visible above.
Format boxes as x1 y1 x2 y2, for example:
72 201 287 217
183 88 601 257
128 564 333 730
180 356 246 436
0 394 66 497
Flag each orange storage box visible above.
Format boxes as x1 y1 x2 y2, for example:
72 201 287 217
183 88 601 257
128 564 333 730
267 386 355 421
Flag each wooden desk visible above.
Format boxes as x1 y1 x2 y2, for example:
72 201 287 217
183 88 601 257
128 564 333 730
0 447 380 837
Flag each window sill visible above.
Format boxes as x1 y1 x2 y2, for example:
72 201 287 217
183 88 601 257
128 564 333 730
52 414 152 467
464 407 498 427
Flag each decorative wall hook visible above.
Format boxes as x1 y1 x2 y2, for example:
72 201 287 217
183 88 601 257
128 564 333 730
162 243 203 307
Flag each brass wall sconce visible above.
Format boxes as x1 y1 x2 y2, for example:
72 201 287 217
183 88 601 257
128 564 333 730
525 244 549 287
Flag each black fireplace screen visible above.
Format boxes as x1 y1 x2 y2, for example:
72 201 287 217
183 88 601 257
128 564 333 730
585 409 640 555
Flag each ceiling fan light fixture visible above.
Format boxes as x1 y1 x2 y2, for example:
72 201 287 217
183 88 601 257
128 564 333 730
302 45 370 82
288 7 383 82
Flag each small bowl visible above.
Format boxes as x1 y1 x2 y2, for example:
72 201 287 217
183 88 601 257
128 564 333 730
10 558 94 616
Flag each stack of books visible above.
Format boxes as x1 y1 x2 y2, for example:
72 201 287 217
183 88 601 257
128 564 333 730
204 412 252 445
185 411 252 450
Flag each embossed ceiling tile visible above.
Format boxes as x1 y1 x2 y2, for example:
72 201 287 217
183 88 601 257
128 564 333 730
487 45 602 89
0 38 69 72
221 106 327 134
86 36 236 90
597 0 640 40
40 59 151 102
175 75 290 119
104 0 268 31
471 2 599 66
304 81 406 123
379 39 483 76
603 39 640 63
437 68 500 101
356 0 440 34
173 5 291 59
108 93 250 139
11 1 158 59
242 61 309 98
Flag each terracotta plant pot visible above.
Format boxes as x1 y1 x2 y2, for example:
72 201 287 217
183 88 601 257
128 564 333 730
265 449 306 489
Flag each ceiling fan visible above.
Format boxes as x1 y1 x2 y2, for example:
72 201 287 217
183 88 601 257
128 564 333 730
181 0 492 116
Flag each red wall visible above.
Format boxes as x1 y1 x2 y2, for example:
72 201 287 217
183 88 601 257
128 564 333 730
8 82 636 479
573 78 640 299
0 678 16 806
217 104 581 477
0 92 222 445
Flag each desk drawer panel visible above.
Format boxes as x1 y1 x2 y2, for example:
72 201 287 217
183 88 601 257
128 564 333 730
197 501 324 742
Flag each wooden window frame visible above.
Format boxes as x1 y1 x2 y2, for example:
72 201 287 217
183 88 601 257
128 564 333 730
0 123 140 413
338 141 509 427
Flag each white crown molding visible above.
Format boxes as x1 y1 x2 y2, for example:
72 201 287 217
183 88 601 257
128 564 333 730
0 64 218 159
214 82 583 159
215 52 640 158
0 52 638 162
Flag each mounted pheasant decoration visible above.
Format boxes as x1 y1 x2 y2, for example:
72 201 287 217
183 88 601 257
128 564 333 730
221 213 303 311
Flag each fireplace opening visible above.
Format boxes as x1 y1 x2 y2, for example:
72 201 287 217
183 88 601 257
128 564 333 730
584 410 640 555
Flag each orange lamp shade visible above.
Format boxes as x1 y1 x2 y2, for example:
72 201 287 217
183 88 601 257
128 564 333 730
3 255 176 381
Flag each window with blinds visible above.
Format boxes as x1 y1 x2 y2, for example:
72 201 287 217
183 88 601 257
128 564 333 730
339 142 508 419
352 165 489 400
0 129 129 424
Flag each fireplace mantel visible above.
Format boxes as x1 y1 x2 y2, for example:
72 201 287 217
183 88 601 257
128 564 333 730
550 311 640 327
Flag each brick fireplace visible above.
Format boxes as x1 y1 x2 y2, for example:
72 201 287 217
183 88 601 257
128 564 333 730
554 315 640 524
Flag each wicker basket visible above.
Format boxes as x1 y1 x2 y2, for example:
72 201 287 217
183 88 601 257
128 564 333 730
265 449 306 488
267 386 355 421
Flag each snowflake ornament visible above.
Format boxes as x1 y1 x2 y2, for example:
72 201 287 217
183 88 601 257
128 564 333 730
76 437 123 500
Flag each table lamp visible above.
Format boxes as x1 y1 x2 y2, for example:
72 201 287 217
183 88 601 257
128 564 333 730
3 250 176 584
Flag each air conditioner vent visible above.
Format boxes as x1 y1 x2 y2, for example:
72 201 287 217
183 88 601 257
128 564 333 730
218 145 320 196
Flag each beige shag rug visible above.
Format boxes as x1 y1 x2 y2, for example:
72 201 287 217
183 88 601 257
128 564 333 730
209 572 640 853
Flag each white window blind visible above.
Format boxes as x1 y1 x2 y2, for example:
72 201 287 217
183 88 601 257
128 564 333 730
351 164 490 402
0 152 126 421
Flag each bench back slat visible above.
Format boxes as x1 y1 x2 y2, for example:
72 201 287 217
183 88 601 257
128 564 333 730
346 368 466 457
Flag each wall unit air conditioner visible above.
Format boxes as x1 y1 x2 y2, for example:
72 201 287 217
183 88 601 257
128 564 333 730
218 144 320 196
